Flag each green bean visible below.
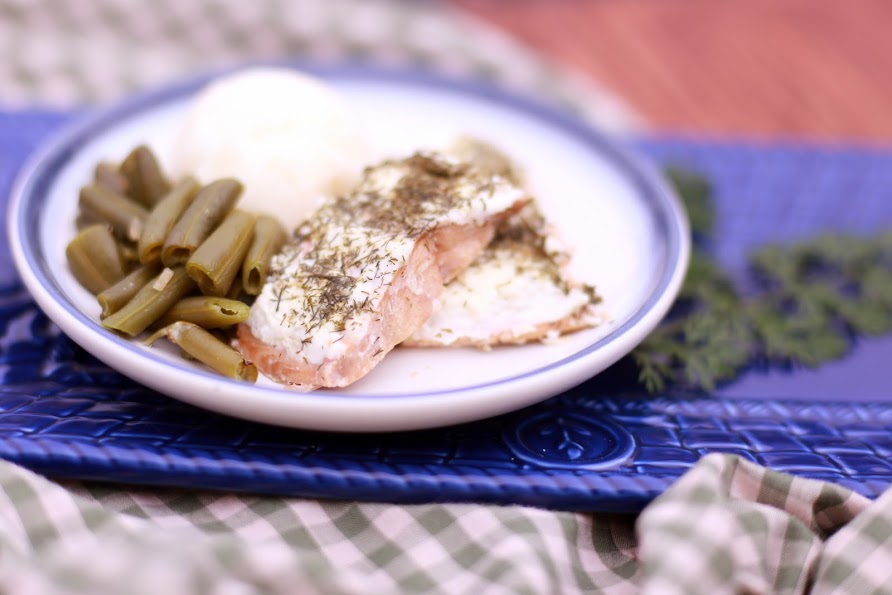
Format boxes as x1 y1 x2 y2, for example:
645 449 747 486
138 176 201 266
65 224 127 294
143 322 230 349
97 265 160 319
154 296 250 329
225 276 245 300
164 321 257 382
241 214 287 295
120 145 171 207
119 240 141 268
186 209 255 296
79 183 149 242
93 161 129 195
101 266 195 336
75 211 99 231
162 178 243 266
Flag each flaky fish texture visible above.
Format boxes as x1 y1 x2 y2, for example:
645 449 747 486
238 152 527 390
405 139 602 348
405 202 602 348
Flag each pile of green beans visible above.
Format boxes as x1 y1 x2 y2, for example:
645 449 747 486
66 145 287 382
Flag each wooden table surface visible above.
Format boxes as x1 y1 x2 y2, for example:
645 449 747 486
451 0 892 142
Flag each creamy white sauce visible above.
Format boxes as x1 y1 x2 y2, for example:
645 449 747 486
408 199 602 346
246 152 524 364
248 226 413 364
410 246 596 346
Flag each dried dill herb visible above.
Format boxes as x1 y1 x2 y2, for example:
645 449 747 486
631 168 892 392
263 152 522 348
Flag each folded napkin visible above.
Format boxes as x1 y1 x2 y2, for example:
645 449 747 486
638 455 890 595
0 455 887 594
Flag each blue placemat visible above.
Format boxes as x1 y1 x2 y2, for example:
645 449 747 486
1 112 891 512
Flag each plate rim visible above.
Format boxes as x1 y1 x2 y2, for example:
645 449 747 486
7 59 690 431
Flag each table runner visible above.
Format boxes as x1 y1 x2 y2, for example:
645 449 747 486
4 110 892 594
3 111 892 511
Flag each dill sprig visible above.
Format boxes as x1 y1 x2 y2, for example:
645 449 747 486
631 168 892 392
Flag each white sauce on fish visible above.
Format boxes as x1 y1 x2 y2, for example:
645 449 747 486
408 203 602 346
245 152 525 365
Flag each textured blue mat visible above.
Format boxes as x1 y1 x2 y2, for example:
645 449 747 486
1 112 891 512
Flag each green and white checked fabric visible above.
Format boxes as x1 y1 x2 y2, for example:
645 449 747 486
637 455 890 595
0 0 639 133
0 455 886 594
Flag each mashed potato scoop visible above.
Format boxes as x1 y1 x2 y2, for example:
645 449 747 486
171 67 370 231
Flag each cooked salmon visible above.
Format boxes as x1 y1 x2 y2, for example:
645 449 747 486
237 152 527 389
404 202 603 348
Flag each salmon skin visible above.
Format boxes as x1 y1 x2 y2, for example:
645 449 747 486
238 152 527 390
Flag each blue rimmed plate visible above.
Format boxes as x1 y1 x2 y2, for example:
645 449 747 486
8 62 689 432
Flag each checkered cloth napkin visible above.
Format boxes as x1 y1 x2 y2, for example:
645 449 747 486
2 1 892 593
0 455 887 594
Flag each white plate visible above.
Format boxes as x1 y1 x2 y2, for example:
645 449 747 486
8 62 689 432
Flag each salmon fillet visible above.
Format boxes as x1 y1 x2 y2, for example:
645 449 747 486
237 152 527 389
405 203 602 348
405 140 603 348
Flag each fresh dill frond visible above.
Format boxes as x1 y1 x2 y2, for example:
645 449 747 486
664 166 715 240
631 168 892 393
